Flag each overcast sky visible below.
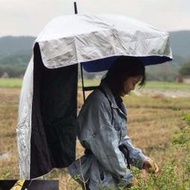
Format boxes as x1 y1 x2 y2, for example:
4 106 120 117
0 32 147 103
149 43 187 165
1 0 190 37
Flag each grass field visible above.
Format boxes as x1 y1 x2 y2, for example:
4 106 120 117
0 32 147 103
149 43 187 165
79 78 190 90
1 78 190 90
0 79 190 189
0 78 23 88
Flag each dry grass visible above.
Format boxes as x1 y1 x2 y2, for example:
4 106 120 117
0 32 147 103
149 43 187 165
0 88 20 179
123 95 189 163
0 88 190 189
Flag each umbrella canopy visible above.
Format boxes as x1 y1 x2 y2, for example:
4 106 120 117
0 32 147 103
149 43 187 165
17 13 173 179
36 13 172 72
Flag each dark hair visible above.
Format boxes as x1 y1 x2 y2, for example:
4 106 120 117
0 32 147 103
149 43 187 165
101 56 146 95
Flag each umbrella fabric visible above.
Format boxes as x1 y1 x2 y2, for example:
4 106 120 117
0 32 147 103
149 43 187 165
17 13 172 179
17 44 78 179
36 13 172 72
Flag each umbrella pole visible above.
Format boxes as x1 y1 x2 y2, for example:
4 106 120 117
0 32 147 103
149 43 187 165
80 63 86 102
74 2 86 102
74 2 78 14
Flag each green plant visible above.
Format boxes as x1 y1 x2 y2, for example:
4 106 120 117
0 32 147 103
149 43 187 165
173 113 190 146
0 168 11 179
182 113 190 126
171 113 190 189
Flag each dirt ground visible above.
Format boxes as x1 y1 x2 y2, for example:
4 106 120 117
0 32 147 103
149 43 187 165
135 88 190 98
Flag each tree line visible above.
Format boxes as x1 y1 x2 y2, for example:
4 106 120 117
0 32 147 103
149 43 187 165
1 59 190 81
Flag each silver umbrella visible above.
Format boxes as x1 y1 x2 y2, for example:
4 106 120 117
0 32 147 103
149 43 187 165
36 13 172 71
17 13 172 179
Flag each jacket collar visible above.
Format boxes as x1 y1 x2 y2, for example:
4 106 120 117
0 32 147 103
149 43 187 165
100 82 121 109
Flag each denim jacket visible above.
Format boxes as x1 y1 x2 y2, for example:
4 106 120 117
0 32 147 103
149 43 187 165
68 82 147 189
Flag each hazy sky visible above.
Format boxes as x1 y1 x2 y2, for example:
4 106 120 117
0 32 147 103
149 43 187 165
1 0 190 37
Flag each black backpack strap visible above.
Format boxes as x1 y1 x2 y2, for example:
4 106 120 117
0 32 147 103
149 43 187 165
118 144 131 169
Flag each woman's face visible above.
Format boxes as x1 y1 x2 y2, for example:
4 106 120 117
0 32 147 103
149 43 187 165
121 76 142 96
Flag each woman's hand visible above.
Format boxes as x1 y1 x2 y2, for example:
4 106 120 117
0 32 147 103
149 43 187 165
143 158 159 174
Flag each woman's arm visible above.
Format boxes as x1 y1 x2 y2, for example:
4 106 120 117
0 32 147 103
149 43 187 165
121 135 148 169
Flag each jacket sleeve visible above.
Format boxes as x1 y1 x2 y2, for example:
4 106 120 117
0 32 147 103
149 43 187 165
119 102 147 169
121 136 147 169
79 94 133 185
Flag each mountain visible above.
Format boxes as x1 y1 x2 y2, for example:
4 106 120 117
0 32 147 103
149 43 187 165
0 31 190 79
169 30 190 61
145 30 190 81
0 36 35 65
0 30 190 64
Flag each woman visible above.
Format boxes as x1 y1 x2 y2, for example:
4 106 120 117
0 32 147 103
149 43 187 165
68 56 159 189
